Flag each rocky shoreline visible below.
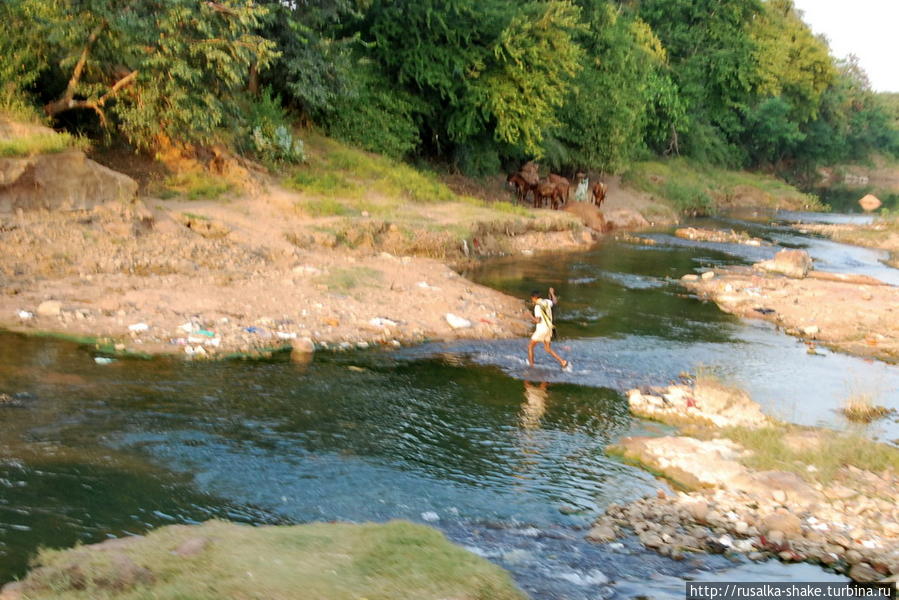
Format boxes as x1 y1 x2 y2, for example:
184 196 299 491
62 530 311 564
587 382 899 584
679 248 899 362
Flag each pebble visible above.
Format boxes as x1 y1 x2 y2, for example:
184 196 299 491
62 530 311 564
701 271 716 280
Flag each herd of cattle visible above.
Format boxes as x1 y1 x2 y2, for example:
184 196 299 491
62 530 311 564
506 163 606 210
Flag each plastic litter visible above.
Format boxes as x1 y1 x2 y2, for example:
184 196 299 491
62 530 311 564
17 310 34 320
368 317 397 328
128 322 149 332
445 313 472 329
178 322 198 333
276 331 297 340
94 357 115 365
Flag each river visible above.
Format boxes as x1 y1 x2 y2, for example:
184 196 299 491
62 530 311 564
0 212 895 599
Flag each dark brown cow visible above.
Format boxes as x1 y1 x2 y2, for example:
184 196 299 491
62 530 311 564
548 174 570 206
507 172 535 205
591 181 607 207
535 180 564 210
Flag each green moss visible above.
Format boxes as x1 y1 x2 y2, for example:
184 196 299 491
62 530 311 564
17 520 526 600
319 266 383 292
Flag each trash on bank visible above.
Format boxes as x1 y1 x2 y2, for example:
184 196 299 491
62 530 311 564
94 357 115 365
128 322 150 333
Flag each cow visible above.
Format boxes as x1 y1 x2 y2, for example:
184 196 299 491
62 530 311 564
548 173 570 206
507 172 535 205
535 180 564 210
591 181 607 207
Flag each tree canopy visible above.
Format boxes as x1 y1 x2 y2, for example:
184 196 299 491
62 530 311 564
2 0 896 178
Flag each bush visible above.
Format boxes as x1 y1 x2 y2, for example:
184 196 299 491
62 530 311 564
241 89 305 165
323 61 424 160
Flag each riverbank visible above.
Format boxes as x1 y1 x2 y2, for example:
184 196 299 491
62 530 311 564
0 520 525 600
793 216 899 269
1 130 604 358
588 379 899 583
678 249 899 363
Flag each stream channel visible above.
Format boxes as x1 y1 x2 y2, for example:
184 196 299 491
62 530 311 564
1 211 896 598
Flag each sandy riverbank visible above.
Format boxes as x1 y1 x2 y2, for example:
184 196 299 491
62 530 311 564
0 189 601 358
679 260 899 363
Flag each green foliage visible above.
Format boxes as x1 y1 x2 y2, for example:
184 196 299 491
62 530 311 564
751 0 834 123
558 1 677 172
324 60 425 159
3 0 276 149
241 89 305 164
474 1 584 156
742 97 806 166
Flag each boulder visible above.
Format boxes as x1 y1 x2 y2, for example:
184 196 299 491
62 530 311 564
603 208 650 231
586 524 617 543
0 131 137 213
36 300 62 317
755 249 812 279
759 511 802 536
563 202 607 232
858 194 882 212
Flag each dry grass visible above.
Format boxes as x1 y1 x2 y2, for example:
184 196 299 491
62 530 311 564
841 393 894 423
717 425 899 484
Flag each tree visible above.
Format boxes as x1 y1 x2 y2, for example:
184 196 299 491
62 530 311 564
639 0 762 163
751 0 834 123
363 0 583 165
4 0 276 148
556 1 684 172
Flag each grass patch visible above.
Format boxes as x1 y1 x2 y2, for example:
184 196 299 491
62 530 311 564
16 520 526 600
0 131 89 158
162 172 231 201
320 266 382 292
718 425 899 484
622 158 825 214
296 197 357 217
841 393 894 423
286 132 458 206
287 170 361 198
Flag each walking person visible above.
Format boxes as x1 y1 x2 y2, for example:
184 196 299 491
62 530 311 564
527 287 569 370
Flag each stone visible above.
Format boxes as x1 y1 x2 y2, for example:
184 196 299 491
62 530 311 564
756 249 812 279
845 550 863 565
290 337 315 364
445 313 472 329
639 532 663 549
858 194 882 212
772 489 787 503
701 271 716 280
37 300 62 317
0 122 137 214
848 563 881 583
761 511 802 536
586 524 617 543
604 208 650 231
686 501 709 523
681 274 700 282
767 529 785 546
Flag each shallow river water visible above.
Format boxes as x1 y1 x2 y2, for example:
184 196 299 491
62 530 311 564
0 213 895 598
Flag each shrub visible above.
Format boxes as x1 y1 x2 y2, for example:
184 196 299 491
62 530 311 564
241 88 305 165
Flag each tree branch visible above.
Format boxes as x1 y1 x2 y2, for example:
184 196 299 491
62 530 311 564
44 21 107 116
